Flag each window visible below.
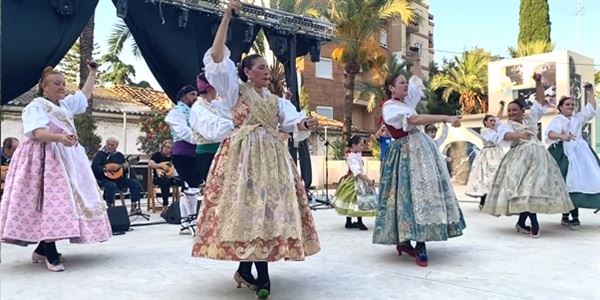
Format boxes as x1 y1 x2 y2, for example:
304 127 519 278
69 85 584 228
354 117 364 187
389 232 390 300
315 57 333 79
316 106 334 119
380 29 388 48
414 42 423 55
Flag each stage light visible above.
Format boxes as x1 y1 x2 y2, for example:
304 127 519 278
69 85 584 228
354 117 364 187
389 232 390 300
52 0 75 17
270 36 288 57
309 41 320 63
116 0 128 18
178 8 189 28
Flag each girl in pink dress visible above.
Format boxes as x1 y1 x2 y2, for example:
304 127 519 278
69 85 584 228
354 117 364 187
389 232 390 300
0 64 112 272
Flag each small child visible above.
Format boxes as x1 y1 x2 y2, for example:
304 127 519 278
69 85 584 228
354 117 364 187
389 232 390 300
334 135 377 230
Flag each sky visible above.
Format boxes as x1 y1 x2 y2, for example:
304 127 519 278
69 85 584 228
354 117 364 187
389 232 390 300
94 0 599 91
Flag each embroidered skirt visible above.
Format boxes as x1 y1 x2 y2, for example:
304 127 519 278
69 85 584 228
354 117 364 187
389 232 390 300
484 142 573 216
465 146 505 197
372 131 465 244
334 175 377 217
192 127 320 261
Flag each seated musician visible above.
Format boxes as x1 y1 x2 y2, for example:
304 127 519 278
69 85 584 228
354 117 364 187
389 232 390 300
1 137 20 196
91 136 142 214
148 139 182 207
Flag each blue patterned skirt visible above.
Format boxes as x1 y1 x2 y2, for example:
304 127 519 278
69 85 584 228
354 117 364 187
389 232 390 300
372 131 466 244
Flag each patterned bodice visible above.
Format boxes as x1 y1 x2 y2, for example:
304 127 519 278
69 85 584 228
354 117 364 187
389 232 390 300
232 84 279 132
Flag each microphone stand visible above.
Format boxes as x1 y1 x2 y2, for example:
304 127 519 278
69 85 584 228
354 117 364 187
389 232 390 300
310 128 335 210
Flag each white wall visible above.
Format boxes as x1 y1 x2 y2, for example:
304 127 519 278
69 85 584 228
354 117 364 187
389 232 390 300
0 110 146 155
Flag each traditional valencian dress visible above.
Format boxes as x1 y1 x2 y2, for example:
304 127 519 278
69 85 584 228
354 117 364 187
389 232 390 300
484 102 573 216
191 47 320 261
334 152 377 217
544 103 600 209
0 92 112 245
372 76 466 244
465 119 506 198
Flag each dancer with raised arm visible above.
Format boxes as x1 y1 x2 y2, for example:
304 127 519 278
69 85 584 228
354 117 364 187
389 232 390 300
465 101 507 210
484 74 573 238
545 83 599 230
191 1 320 298
372 49 465 268
0 63 111 272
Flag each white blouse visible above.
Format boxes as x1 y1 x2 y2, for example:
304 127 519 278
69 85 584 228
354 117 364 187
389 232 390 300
203 46 310 141
543 103 597 145
479 118 504 147
189 98 234 144
497 102 545 145
381 76 425 131
22 91 88 138
346 152 364 176
165 106 194 144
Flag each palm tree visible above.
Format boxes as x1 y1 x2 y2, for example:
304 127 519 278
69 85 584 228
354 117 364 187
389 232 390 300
108 19 141 57
355 54 409 112
321 0 414 140
508 40 554 58
430 48 492 114
100 53 137 86
79 15 95 88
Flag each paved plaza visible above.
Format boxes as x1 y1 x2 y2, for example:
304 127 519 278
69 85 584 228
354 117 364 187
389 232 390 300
1 186 599 300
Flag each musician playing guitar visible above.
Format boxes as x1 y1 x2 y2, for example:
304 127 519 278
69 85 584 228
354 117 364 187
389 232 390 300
91 136 142 214
1 137 20 196
148 139 182 207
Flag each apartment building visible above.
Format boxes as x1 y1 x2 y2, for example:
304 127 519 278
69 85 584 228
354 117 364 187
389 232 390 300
299 0 435 133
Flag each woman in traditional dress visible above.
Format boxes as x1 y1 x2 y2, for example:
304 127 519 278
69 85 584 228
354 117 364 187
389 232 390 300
191 1 320 298
372 50 466 268
335 135 377 230
465 101 506 210
544 83 599 230
484 74 573 238
0 64 112 272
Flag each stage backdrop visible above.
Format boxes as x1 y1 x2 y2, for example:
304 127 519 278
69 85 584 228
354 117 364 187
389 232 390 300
1 0 99 104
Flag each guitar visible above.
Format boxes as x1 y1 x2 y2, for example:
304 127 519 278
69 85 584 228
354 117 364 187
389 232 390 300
104 155 140 180
155 161 175 178
0 165 8 190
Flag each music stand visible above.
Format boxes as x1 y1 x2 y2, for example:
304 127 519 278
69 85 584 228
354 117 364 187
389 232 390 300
310 129 335 210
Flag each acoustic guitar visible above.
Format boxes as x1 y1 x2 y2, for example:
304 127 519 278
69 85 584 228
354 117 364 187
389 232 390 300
104 155 140 180
0 165 8 190
155 161 175 178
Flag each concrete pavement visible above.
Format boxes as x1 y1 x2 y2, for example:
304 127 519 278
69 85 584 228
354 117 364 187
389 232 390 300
1 187 599 300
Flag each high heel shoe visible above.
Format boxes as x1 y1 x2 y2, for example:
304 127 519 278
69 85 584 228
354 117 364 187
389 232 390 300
45 259 65 272
415 245 428 267
255 281 271 299
32 252 64 263
234 272 257 291
395 244 416 257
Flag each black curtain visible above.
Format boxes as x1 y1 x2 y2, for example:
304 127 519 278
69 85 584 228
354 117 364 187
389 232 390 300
115 0 260 100
265 30 321 188
1 0 99 104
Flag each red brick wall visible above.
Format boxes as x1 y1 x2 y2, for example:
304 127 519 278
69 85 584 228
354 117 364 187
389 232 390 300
300 45 379 132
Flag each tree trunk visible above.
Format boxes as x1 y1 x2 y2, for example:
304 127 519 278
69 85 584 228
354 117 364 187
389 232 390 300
79 15 95 89
343 69 358 142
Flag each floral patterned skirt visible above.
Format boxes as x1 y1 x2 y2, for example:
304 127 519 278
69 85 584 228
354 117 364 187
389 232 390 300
372 132 465 244
0 140 111 246
484 142 573 216
465 146 505 197
192 128 320 261
334 174 377 217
